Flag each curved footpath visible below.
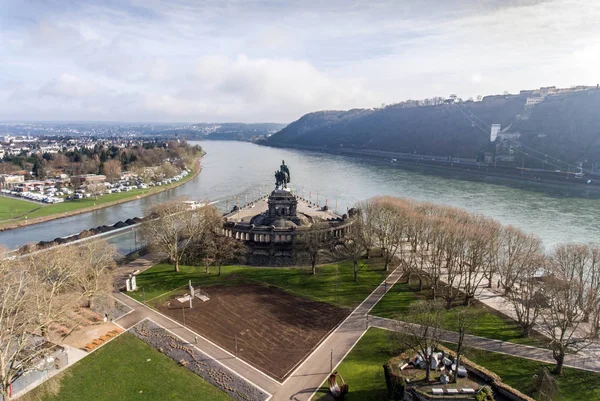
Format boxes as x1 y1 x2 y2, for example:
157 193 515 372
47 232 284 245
0 156 203 232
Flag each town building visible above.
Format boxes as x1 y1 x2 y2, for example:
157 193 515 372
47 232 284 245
0 174 25 189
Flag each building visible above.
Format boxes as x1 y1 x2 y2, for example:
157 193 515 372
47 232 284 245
490 124 501 142
0 174 25 189
526 97 544 106
74 174 106 184
497 132 521 141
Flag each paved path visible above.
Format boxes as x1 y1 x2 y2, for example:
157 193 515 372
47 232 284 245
270 266 405 401
368 316 600 373
114 254 160 288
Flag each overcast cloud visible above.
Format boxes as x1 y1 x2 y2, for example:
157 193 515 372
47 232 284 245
1 0 599 123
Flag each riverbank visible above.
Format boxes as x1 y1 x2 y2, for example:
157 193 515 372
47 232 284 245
265 143 600 195
0 155 203 232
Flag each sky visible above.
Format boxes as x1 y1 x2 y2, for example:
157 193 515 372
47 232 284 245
1 0 599 123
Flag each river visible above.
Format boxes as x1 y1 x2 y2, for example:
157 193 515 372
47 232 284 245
0 140 598 250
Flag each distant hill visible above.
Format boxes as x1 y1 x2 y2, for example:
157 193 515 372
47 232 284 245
266 90 600 166
175 123 286 142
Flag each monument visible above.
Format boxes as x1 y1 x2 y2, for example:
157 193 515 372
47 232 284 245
223 161 352 265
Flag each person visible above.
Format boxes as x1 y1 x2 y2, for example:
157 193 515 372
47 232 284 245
194 336 198 345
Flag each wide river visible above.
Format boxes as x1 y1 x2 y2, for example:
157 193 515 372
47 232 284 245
1 140 599 250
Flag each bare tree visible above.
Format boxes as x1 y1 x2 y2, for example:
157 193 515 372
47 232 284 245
372 197 405 271
585 245 600 338
296 220 331 275
203 235 247 276
73 240 118 308
338 217 366 282
540 244 592 375
0 247 83 400
452 308 474 383
440 221 468 309
506 253 546 337
101 159 121 182
398 300 445 382
86 182 105 200
498 227 543 295
355 200 378 259
461 217 495 306
140 201 215 272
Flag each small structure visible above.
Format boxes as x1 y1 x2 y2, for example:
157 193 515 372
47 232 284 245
384 345 535 401
328 371 348 400
125 274 137 292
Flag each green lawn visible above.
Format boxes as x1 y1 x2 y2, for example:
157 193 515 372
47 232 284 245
0 168 196 227
312 328 600 401
23 333 232 401
447 345 600 401
0 196 40 221
312 328 395 401
370 280 545 347
131 258 390 309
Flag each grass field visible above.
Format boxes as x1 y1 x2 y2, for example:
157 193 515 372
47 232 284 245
445 344 600 401
22 333 232 401
312 328 393 401
130 258 390 309
0 166 197 228
0 195 40 221
370 280 545 347
312 328 600 401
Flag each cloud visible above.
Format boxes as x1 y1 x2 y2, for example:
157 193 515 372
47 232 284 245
39 74 97 98
0 0 599 122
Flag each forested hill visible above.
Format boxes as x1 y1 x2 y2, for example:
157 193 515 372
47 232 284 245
512 90 600 163
266 90 600 163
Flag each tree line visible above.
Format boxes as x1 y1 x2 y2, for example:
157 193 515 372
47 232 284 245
1 140 202 182
348 196 599 375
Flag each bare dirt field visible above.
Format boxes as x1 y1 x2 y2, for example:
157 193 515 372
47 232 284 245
156 284 349 380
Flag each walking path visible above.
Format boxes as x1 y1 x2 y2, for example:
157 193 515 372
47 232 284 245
270 266 405 401
368 316 600 373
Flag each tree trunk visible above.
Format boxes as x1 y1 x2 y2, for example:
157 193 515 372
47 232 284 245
366 248 371 259
417 275 423 292
522 324 532 338
1 385 9 400
311 261 316 275
218 264 222 276
353 261 358 282
553 352 565 375
174 259 180 272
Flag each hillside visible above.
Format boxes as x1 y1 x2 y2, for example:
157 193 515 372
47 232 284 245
513 90 600 163
266 90 600 165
